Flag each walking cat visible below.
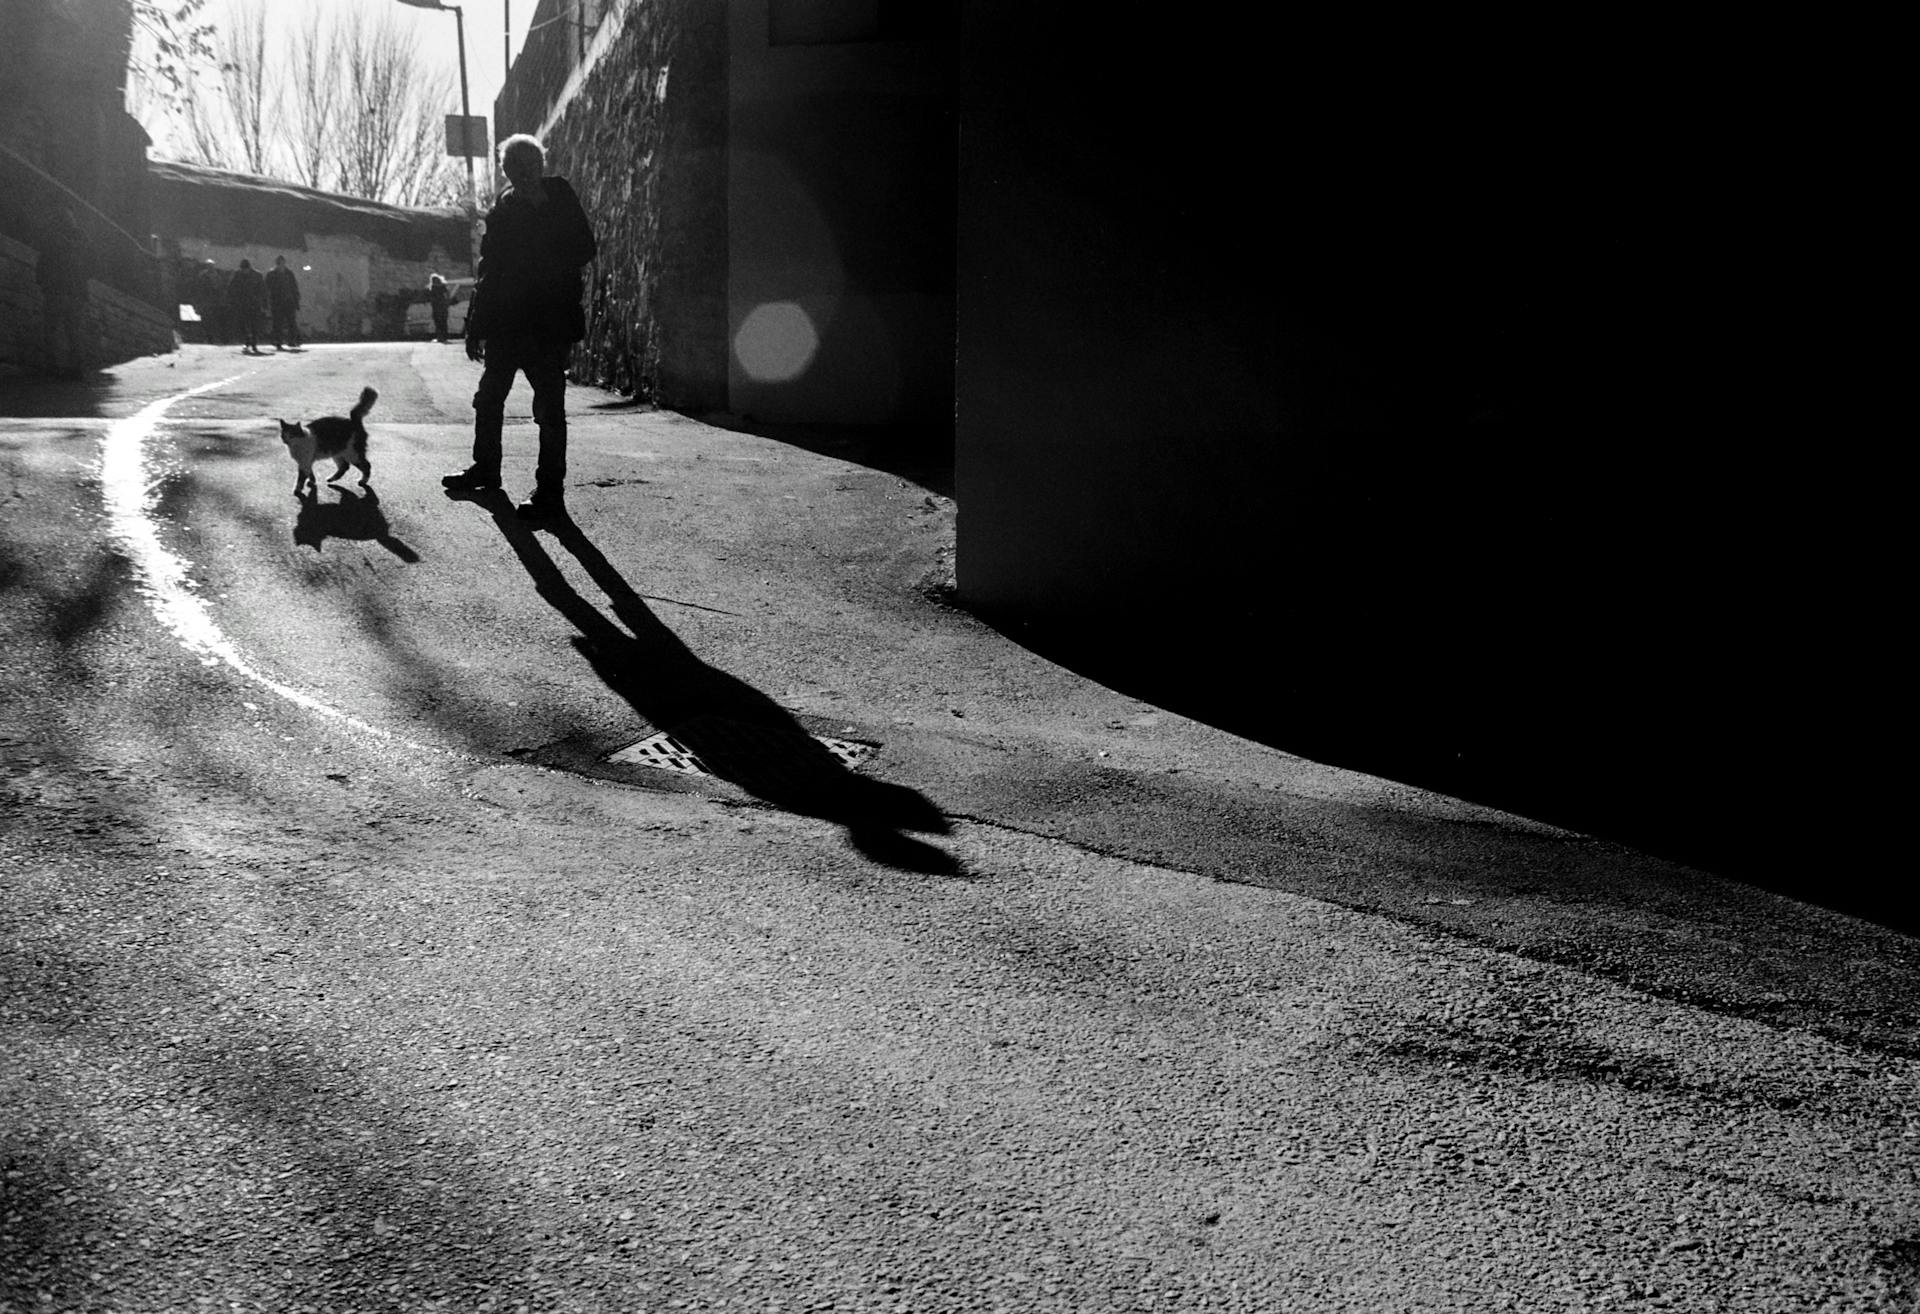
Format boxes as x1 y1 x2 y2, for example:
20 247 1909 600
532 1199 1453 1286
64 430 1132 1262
278 386 376 497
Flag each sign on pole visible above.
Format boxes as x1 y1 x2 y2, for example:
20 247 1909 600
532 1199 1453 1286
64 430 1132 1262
445 115 489 159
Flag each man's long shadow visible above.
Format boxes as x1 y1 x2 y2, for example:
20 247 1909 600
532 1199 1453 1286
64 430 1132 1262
459 490 958 874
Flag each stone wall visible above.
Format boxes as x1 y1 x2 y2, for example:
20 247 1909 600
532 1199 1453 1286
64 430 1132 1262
0 0 150 295
494 0 618 146
507 0 729 408
0 232 174 375
0 0 173 372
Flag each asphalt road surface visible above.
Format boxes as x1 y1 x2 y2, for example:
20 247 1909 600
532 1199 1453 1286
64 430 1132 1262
2 345 1916 1312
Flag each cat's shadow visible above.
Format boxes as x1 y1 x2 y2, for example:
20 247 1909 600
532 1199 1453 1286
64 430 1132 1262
292 486 420 562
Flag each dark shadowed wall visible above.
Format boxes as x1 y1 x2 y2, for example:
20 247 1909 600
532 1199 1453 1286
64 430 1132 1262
0 0 173 371
497 2 1884 919
954 7 1283 636
954 9 1876 914
725 0 956 426
499 0 953 424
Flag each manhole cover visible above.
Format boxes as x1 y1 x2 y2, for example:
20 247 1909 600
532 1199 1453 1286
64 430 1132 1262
606 718 876 781
606 731 708 775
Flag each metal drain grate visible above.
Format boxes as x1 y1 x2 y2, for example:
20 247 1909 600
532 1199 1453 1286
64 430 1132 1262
607 732 708 775
813 735 878 771
606 720 876 779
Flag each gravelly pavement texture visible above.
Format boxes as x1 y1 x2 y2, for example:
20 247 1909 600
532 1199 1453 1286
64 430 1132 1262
6 736 1917 1314
3 347 1917 1312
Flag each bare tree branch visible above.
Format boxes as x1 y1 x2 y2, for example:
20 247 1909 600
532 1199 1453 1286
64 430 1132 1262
126 0 460 206
174 55 237 170
279 8 341 191
217 0 273 175
127 0 219 113
335 7 456 206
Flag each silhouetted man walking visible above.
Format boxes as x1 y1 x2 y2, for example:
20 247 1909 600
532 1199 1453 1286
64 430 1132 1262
227 259 266 356
441 133 597 521
266 255 300 350
427 272 451 342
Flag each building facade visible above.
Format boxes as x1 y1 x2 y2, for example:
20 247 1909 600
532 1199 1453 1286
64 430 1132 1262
146 161 473 343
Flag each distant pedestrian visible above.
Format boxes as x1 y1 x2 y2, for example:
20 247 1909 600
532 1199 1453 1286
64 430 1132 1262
35 208 89 377
265 255 301 350
227 259 267 355
427 272 451 342
442 133 598 522
196 261 227 344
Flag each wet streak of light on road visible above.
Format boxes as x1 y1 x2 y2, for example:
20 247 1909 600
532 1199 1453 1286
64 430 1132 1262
97 379 408 747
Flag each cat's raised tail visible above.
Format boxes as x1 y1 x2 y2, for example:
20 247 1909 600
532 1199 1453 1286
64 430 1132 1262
352 387 378 421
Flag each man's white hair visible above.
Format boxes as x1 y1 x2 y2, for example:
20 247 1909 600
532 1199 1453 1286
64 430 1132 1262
500 133 545 169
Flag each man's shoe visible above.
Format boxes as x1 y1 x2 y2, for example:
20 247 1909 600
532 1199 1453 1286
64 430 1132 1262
515 496 564 522
441 467 501 492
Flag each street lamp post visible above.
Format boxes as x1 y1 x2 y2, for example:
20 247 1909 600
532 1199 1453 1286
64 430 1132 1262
396 0 477 204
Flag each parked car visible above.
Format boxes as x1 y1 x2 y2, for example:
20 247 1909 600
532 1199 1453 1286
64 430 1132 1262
405 278 475 339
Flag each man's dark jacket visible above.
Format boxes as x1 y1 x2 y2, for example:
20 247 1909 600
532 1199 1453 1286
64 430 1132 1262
467 176 596 346
265 265 299 312
226 265 266 318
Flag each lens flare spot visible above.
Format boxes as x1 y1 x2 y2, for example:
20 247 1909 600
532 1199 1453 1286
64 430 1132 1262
734 302 819 383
